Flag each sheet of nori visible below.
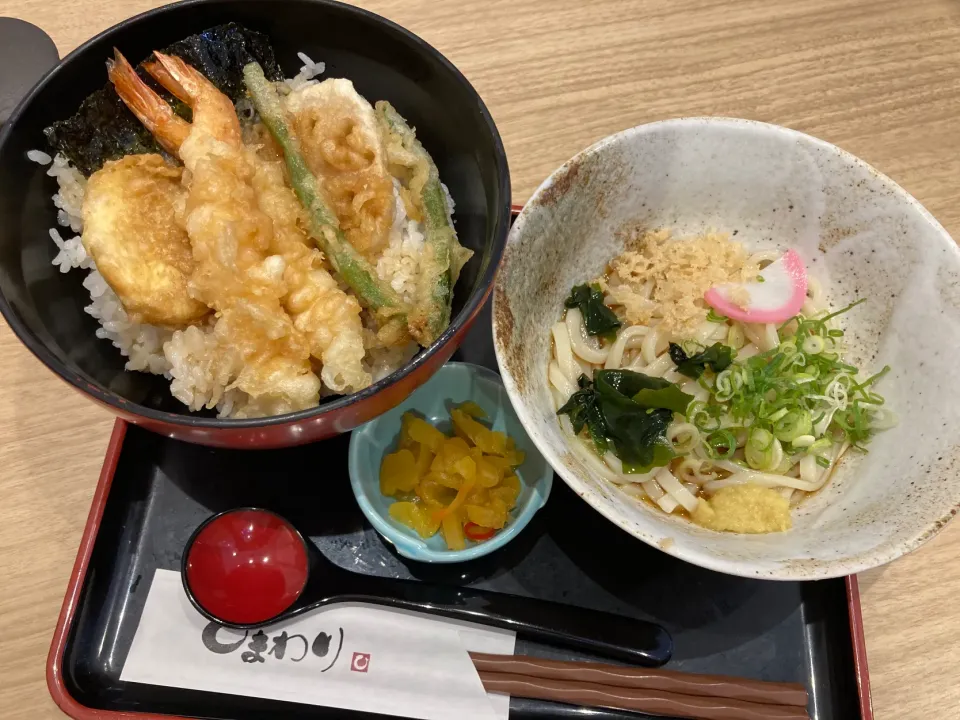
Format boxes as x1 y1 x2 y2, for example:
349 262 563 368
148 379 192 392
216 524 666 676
43 22 283 177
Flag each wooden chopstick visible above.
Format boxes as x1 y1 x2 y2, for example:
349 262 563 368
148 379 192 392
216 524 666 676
470 653 810 720
470 653 807 706
477 671 809 720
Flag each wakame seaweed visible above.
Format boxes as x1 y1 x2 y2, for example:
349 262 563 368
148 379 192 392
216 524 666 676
559 369 692 473
44 23 284 176
557 374 609 453
564 284 622 340
669 342 734 379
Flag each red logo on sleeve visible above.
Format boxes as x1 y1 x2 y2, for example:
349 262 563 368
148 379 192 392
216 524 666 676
350 652 371 672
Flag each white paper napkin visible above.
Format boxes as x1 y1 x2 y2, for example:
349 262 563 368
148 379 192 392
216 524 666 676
121 569 515 720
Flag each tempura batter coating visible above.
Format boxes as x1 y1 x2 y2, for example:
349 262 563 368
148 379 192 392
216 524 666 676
251 155 371 393
285 79 395 258
81 154 208 327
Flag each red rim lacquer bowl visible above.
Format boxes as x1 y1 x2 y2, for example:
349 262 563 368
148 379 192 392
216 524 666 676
0 0 510 449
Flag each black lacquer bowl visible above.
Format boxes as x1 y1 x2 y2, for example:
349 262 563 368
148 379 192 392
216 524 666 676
0 0 510 449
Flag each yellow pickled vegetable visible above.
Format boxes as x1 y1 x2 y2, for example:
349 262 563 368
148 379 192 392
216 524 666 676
398 413 418 451
499 450 523 467
408 416 446 452
458 401 487 418
490 486 517 510
389 501 441 538
491 474 521 509
419 479 455 507
429 471 462 490
414 443 434 477
501 474 521 493
442 513 466 550
476 456 501 488
441 436 471 464
467 486 491 506
380 449 419 495
390 501 417 526
433 477 475 521
466 503 506 529
452 455 477 482
452 408 511 456
485 456 513 474
380 405 526 550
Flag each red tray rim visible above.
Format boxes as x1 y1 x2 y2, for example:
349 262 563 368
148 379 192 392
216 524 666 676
46 418 875 720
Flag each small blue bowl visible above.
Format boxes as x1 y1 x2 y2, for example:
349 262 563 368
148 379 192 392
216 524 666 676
348 362 552 563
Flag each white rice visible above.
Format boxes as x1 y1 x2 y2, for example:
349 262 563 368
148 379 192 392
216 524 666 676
49 228 89 273
32 51 442 416
442 182 456 220
284 52 326 92
376 182 426 303
27 149 52 165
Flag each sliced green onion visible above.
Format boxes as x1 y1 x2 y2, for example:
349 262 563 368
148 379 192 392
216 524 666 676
727 323 745 349
681 339 704 356
748 427 774 451
816 455 831 468
779 340 798 356
767 408 790 423
714 370 735 402
860 366 891 389
683 299 893 467
705 430 737 460
802 335 825 354
667 422 700 454
745 428 781 471
775 453 796 474
773 409 813 442
834 374 855 390
820 298 866 323
688 402 722 432
807 438 832 457
706 308 727 323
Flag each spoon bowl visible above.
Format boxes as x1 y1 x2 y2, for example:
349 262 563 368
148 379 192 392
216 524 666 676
184 508 310 626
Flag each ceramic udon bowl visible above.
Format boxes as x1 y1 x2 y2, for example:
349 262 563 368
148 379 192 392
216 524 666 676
493 117 960 580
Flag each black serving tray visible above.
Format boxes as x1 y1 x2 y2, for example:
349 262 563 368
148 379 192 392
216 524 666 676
48 299 870 720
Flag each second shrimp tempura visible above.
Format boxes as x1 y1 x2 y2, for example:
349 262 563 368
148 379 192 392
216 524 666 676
251 154 370 394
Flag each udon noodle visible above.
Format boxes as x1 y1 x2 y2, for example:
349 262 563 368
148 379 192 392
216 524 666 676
550 230 895 534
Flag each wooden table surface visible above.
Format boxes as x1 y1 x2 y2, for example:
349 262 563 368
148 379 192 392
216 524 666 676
1 0 959 717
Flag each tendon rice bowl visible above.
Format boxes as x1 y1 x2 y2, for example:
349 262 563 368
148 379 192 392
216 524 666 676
33 53 454 419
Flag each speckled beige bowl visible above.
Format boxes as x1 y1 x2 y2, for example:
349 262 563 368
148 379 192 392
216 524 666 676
493 117 960 580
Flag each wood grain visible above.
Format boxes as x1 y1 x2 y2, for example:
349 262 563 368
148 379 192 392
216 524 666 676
0 1 958 718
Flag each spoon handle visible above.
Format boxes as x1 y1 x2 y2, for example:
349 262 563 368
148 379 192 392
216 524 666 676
338 576 672 666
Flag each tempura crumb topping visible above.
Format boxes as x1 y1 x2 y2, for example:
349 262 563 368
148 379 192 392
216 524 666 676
601 229 755 336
